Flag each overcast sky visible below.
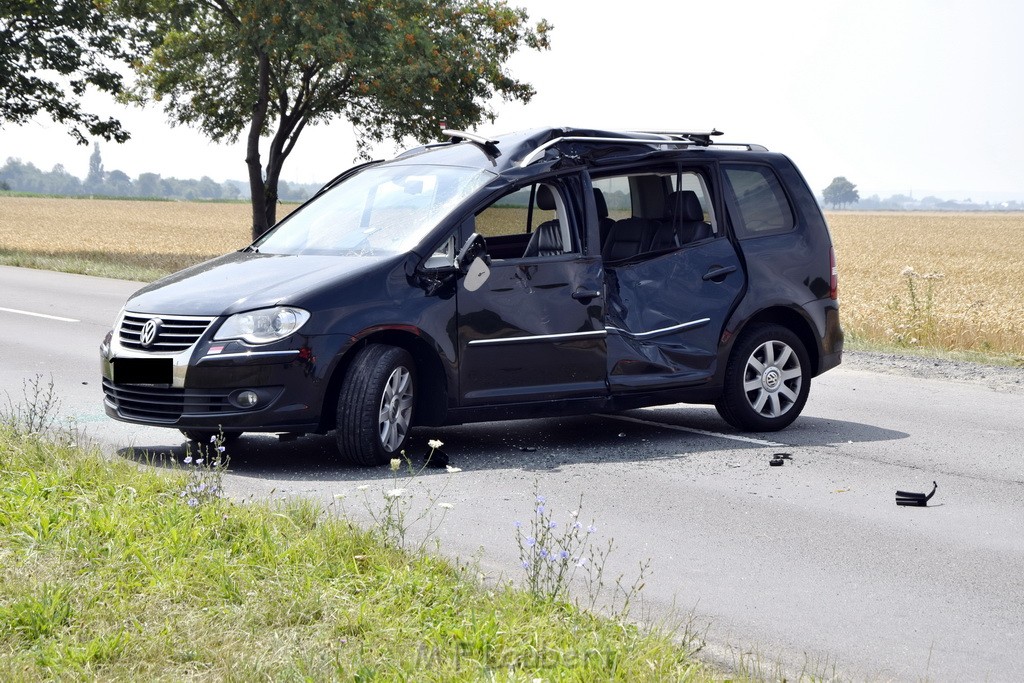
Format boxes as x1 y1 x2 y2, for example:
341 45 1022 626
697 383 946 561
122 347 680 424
2 0 1022 200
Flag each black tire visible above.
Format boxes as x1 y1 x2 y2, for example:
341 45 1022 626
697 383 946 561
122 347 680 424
715 324 811 432
180 429 242 444
336 344 416 467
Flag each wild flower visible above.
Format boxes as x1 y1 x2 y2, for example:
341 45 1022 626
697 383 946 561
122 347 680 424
445 465 462 473
176 434 228 509
340 437 456 552
514 489 649 616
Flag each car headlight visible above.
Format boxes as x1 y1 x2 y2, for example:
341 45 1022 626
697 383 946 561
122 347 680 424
214 307 311 344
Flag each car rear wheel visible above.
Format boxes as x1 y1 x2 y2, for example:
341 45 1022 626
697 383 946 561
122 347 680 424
715 324 810 432
336 344 415 466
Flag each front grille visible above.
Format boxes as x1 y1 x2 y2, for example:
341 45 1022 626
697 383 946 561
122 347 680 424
102 379 233 422
119 313 216 353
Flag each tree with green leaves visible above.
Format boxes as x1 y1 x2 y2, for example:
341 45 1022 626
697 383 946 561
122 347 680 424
124 0 551 239
0 0 137 144
822 176 860 209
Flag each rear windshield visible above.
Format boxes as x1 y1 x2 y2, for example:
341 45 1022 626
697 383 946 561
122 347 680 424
253 164 494 256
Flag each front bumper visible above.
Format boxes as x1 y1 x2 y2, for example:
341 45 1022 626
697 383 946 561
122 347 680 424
101 316 353 433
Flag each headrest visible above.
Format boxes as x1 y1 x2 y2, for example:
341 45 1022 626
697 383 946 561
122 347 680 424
592 188 609 219
665 190 704 222
536 185 556 211
537 222 563 253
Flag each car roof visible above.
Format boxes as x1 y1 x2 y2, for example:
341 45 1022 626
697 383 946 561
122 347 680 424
390 127 776 175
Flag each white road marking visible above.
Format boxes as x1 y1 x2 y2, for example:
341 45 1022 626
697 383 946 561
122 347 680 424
607 413 786 447
0 306 80 323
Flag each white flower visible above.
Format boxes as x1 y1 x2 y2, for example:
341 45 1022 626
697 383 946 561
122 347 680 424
356 485 370 491
385 488 406 498
428 439 444 449
333 493 346 499
900 265 915 277
438 502 454 509
445 465 462 473
390 458 401 472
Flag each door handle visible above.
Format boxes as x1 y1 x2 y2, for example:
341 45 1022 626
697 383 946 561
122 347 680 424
572 289 602 301
702 265 737 282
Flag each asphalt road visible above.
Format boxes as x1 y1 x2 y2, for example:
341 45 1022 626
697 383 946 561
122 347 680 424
3 264 1023 681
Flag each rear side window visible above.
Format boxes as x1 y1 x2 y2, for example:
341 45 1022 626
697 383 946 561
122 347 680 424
723 164 795 237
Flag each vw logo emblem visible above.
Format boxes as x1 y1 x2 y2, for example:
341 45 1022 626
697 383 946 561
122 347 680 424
140 318 162 348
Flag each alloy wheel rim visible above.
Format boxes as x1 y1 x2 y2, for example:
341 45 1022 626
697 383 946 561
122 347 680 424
378 366 413 451
742 340 802 419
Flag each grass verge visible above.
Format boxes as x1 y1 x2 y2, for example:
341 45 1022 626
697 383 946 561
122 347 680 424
0 248 207 282
0 425 706 681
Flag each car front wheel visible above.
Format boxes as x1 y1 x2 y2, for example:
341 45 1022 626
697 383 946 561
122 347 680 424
715 324 810 432
336 344 416 466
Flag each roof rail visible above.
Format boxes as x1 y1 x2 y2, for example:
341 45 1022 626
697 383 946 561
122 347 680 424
640 129 724 146
517 130 745 167
441 129 501 158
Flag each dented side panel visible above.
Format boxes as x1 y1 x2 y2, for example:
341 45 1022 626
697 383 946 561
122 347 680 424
604 238 745 392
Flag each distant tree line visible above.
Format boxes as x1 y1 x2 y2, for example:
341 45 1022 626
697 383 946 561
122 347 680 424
0 145 320 202
820 176 1022 212
850 193 1024 212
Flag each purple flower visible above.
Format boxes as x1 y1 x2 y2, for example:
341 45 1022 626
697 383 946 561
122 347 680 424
514 520 522 529
536 495 546 504
183 456 193 465
559 550 569 560
526 537 536 547
521 560 530 569
187 498 199 508
587 524 597 534
548 521 557 529
573 521 582 530
539 548 549 559
536 505 545 515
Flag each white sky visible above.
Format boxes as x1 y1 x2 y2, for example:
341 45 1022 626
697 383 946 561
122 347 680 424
2 0 1023 201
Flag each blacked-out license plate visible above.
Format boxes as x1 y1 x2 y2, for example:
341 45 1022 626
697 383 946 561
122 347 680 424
112 358 173 385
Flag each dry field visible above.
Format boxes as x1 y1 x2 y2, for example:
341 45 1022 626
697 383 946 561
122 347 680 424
828 211 1024 357
0 196 255 257
1 196 1022 357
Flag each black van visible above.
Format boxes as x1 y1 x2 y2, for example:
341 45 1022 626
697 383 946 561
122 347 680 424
101 128 842 465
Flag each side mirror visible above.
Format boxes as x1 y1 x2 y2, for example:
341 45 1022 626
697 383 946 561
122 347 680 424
456 232 490 271
456 233 490 292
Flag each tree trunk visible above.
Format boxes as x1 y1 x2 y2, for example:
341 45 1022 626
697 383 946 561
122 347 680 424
246 51 272 241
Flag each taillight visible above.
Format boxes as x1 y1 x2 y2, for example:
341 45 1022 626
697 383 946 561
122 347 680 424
829 247 839 300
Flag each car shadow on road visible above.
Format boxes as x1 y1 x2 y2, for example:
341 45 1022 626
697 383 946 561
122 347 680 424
116 404 908 483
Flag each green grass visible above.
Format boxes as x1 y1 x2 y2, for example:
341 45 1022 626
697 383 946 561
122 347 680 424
0 247 210 282
843 332 1024 368
0 424 707 681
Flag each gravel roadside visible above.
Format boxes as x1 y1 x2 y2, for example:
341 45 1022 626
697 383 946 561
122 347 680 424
842 349 1024 393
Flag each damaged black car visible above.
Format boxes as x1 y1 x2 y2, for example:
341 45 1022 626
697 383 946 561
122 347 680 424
100 128 843 465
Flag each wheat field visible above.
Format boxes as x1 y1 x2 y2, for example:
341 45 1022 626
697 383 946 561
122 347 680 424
828 211 1024 356
1 196 1022 356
